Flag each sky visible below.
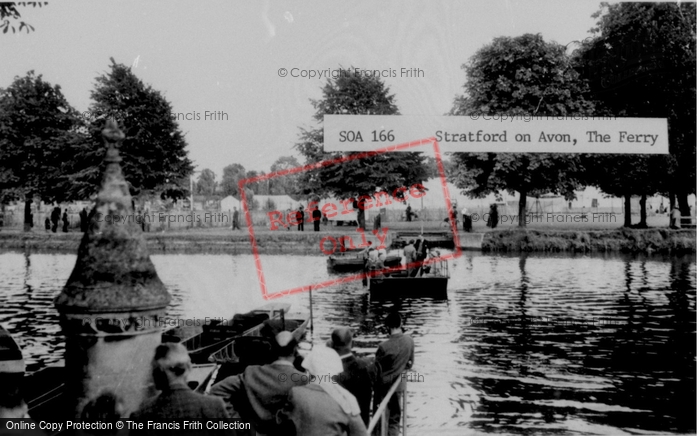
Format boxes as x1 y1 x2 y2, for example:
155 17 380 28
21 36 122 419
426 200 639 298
0 0 607 179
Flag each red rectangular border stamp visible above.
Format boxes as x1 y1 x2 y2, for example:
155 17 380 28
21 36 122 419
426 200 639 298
238 137 462 299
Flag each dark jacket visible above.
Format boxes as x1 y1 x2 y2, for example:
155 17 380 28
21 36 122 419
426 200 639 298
336 354 379 426
131 383 229 420
376 333 414 386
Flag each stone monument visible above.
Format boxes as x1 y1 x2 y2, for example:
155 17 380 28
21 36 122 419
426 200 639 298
54 119 171 418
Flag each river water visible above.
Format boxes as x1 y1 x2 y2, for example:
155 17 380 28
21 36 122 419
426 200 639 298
0 250 695 434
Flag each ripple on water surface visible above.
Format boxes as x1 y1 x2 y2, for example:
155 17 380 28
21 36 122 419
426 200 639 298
0 250 695 434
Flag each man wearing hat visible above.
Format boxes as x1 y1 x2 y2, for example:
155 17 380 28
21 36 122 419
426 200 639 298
131 343 229 421
374 312 414 436
276 346 367 436
210 331 308 435
327 327 378 426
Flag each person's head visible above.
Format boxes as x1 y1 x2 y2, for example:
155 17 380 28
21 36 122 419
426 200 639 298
81 391 124 422
151 343 191 390
326 327 353 356
384 312 403 332
274 331 298 360
408 239 415 245
0 375 27 418
302 345 343 379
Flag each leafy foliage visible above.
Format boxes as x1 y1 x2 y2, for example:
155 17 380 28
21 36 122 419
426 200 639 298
63 58 194 201
221 163 246 197
295 67 429 228
449 34 598 226
269 155 301 196
0 71 81 229
576 2 696 218
0 2 45 34
195 168 217 198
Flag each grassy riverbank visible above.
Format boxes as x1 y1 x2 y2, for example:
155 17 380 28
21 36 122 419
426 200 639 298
0 226 694 254
482 228 696 254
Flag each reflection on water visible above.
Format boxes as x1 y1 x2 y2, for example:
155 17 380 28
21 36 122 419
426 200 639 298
0 250 695 434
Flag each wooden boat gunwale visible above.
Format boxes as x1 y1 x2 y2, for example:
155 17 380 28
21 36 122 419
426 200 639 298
208 315 310 364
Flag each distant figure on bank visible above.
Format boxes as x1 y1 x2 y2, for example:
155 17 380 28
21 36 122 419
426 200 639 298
671 206 681 229
487 204 499 229
312 205 322 232
50 206 61 233
81 391 124 435
79 207 88 233
130 343 229 421
405 205 412 222
277 346 367 436
138 209 146 232
374 312 414 436
143 208 151 232
44 216 51 232
297 206 304 231
232 207 240 230
461 206 472 232
373 213 381 231
61 209 69 232
210 331 307 434
328 327 378 426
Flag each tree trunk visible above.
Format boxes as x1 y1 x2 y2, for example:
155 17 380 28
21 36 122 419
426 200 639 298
669 193 677 227
676 190 691 227
638 194 647 228
23 199 33 232
518 190 527 227
357 208 366 230
623 194 632 227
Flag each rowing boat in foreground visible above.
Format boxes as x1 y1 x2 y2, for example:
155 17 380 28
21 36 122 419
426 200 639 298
209 314 310 365
368 259 449 299
166 302 291 364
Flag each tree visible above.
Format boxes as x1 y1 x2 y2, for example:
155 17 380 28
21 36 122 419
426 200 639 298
0 71 82 231
62 58 194 203
245 170 260 195
295 67 429 230
0 2 45 34
449 34 598 227
576 3 696 226
195 169 217 203
269 155 301 196
221 163 246 197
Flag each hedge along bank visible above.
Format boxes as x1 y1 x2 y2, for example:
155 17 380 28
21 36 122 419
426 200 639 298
265 183 427 255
